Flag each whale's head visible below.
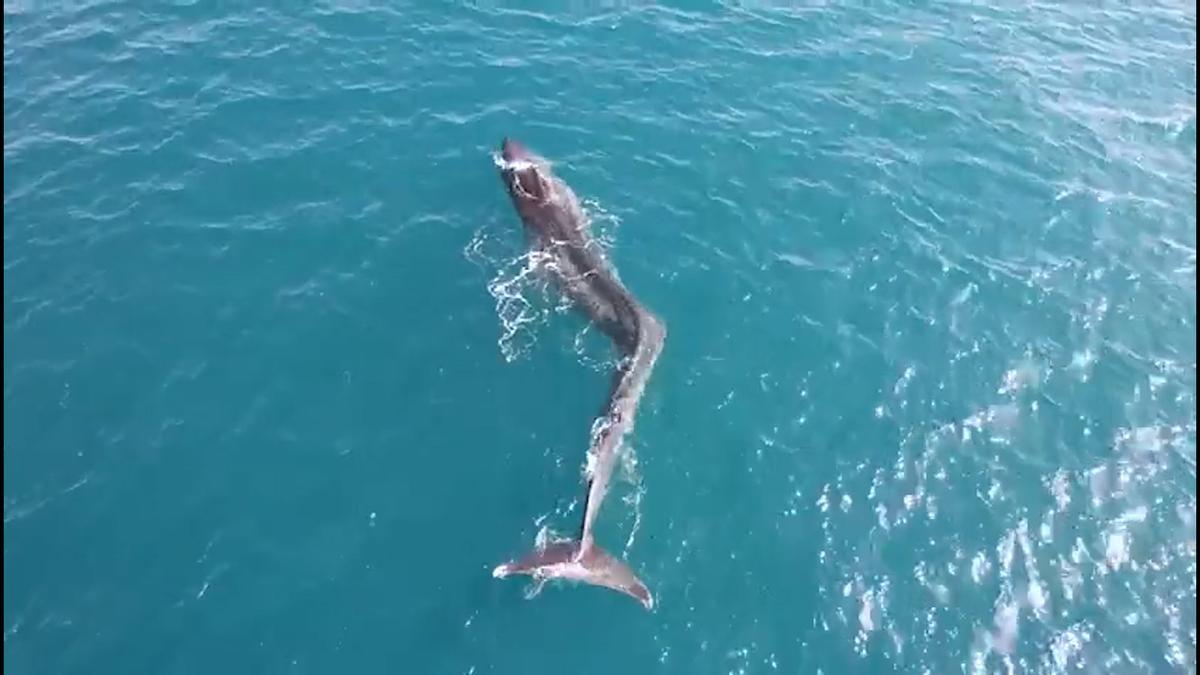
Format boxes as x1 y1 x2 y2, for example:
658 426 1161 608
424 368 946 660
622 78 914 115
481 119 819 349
501 137 532 164
498 137 550 202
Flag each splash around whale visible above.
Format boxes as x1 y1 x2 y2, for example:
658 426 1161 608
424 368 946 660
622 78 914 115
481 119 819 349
490 138 666 610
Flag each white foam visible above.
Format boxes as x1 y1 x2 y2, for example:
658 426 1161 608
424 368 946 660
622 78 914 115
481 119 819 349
998 357 1041 395
971 551 991 583
893 366 916 396
858 589 877 633
491 151 538 173
1027 579 1046 612
1049 470 1071 510
1105 528 1130 570
1048 624 1091 671
582 447 599 480
991 602 1019 655
484 249 557 362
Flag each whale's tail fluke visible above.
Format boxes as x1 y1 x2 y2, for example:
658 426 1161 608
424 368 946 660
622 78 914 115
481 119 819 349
492 539 653 610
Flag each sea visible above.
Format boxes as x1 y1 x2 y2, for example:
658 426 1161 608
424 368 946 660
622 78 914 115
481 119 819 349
4 3 1196 674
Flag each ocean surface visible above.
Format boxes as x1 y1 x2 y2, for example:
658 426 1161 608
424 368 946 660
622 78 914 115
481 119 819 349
4 3 1196 674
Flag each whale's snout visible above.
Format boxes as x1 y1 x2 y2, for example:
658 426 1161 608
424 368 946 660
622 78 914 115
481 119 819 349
498 137 547 198
501 137 530 163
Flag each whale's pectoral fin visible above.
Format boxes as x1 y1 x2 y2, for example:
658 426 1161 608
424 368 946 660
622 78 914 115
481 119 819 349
492 540 654 610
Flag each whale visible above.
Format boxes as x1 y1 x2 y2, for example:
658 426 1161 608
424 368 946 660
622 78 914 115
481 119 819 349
491 138 665 610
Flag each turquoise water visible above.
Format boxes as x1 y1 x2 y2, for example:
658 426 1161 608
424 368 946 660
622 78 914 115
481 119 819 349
4 3 1196 673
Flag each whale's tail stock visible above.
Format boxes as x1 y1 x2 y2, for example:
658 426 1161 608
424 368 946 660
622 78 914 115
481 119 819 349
492 538 653 610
